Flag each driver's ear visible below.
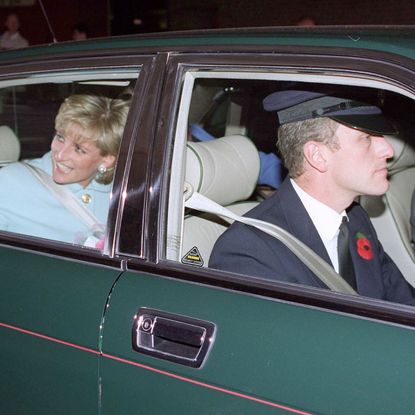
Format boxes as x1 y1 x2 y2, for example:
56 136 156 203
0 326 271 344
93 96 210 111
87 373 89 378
303 141 328 173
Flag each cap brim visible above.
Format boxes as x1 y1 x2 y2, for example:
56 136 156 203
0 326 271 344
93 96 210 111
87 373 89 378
330 114 397 135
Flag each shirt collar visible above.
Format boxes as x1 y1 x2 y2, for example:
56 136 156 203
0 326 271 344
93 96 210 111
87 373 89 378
290 178 346 241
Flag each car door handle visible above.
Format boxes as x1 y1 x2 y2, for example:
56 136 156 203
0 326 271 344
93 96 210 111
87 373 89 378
132 307 216 368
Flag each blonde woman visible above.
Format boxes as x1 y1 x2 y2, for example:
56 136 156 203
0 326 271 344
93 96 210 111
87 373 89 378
0 94 129 246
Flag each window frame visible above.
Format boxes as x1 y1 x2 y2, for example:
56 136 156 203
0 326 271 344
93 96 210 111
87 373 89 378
125 49 415 328
0 53 156 266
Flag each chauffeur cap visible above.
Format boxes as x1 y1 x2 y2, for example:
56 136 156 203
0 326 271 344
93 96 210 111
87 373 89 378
263 90 397 135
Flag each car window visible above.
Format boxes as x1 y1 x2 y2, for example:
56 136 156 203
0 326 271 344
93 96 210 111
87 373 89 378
0 68 138 249
166 67 415 305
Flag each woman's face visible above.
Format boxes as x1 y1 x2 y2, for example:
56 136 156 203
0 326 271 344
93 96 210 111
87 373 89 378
50 123 115 187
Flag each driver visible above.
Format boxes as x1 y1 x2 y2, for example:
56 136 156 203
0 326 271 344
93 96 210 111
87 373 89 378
209 90 415 305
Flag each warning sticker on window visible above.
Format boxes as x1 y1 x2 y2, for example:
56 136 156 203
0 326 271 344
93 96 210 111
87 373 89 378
181 246 204 267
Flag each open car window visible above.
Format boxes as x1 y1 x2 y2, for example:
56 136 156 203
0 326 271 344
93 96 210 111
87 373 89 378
0 68 138 249
166 67 415 304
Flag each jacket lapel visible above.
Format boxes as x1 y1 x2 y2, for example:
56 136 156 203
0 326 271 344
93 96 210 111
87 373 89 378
270 178 336 291
346 213 381 296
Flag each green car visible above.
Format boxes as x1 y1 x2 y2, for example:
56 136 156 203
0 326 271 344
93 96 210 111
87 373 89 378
1 27 415 415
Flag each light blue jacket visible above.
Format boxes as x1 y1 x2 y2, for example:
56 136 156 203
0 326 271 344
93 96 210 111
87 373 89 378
0 152 112 244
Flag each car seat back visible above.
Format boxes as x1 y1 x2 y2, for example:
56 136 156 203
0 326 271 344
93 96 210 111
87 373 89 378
360 134 415 285
0 126 20 166
182 135 260 267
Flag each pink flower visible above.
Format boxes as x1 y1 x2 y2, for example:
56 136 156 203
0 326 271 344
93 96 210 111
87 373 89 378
95 237 105 250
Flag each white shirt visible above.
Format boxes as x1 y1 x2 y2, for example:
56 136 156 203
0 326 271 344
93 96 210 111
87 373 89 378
0 31 29 50
291 179 347 272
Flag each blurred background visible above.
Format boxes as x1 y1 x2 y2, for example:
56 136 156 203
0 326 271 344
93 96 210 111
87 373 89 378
0 0 414 46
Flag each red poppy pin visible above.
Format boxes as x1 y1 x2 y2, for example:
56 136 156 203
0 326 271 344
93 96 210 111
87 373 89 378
355 232 373 260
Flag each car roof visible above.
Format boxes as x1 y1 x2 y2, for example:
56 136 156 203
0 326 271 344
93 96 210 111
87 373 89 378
1 26 415 61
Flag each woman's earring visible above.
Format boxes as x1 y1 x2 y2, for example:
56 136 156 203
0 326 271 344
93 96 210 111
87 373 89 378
98 165 107 174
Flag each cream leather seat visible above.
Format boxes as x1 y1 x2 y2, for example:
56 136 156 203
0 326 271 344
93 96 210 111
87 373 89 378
360 135 415 286
182 135 260 267
0 126 20 166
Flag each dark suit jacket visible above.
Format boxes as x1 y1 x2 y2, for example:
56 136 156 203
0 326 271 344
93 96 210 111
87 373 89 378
209 178 415 305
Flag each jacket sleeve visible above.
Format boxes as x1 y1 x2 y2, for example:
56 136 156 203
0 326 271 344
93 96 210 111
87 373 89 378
379 244 415 305
209 221 326 288
357 205 415 305
209 222 283 280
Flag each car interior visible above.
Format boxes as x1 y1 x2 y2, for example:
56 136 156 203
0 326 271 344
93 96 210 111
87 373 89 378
182 134 260 267
0 125 20 166
361 134 415 284
0 73 136 161
0 66 415 293
167 71 415 293
0 69 138 245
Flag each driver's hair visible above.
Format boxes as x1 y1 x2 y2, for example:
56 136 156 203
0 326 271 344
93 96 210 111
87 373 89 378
277 117 339 178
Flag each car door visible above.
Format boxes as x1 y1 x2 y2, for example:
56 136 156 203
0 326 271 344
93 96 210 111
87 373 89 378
0 52 152 414
99 47 415 415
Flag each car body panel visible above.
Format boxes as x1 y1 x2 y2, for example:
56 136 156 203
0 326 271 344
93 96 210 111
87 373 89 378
100 268 415 415
0 245 122 414
0 27 414 61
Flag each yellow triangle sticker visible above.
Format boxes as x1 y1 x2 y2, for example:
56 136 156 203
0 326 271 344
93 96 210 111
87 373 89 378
181 246 204 267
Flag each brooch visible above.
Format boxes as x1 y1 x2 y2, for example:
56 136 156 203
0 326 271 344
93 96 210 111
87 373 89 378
355 232 373 260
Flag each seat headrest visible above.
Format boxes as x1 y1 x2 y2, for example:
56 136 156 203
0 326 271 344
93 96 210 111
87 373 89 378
387 135 415 174
186 135 260 206
0 126 20 166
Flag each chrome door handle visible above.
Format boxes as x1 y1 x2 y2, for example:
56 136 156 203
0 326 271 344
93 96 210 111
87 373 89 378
132 308 216 368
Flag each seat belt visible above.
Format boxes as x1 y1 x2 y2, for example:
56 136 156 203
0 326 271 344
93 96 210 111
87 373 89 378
184 182 357 295
21 162 104 232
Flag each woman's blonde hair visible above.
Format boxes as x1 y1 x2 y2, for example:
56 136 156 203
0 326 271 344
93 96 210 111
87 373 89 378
55 94 130 184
